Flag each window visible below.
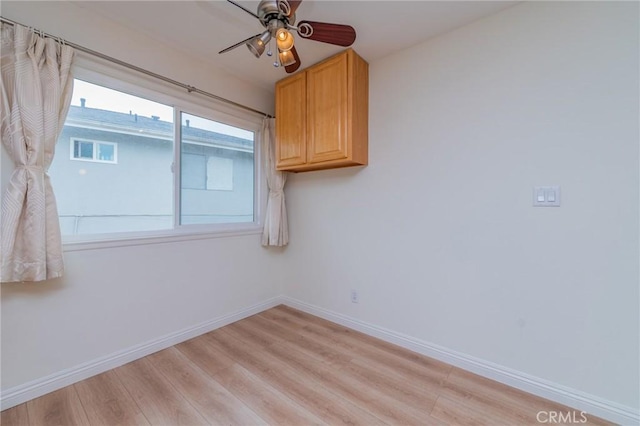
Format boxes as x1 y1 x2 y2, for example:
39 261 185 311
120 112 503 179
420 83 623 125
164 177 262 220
71 139 117 163
180 112 252 225
49 76 260 241
180 154 234 191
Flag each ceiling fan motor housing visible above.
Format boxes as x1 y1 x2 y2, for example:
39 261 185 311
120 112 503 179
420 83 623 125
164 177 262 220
258 0 295 28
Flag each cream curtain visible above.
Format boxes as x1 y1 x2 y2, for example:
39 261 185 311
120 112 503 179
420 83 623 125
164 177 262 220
0 23 74 282
261 117 289 247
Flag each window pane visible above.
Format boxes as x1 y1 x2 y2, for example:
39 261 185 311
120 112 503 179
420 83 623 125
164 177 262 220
74 140 94 159
97 143 115 162
50 79 174 235
180 112 254 225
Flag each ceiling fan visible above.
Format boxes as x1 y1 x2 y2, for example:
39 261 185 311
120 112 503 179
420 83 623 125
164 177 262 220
219 0 356 73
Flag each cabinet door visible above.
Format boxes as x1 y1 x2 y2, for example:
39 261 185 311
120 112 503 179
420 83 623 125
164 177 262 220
306 53 349 164
276 72 307 169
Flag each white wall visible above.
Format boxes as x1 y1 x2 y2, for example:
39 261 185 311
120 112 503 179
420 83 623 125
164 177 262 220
0 1 283 391
282 1 639 411
1 237 283 388
1 0 638 418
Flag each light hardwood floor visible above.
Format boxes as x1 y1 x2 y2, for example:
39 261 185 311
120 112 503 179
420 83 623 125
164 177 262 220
1 305 613 425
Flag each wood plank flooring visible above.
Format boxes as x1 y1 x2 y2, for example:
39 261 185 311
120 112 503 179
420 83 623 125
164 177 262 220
1 305 613 426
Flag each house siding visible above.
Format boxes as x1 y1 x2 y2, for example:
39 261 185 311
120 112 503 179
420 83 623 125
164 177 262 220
49 107 254 235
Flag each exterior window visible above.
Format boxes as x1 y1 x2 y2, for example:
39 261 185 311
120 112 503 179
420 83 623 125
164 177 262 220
180 112 253 225
71 139 117 163
49 78 259 238
180 154 234 191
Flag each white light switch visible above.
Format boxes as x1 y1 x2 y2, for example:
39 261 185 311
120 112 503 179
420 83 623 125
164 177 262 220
533 186 561 207
547 191 556 202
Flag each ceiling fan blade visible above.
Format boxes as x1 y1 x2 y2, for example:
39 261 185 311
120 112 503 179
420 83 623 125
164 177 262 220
219 33 261 54
287 0 303 15
296 21 356 47
226 0 260 20
285 45 301 74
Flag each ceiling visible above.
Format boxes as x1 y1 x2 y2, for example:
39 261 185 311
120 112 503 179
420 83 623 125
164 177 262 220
73 1 517 92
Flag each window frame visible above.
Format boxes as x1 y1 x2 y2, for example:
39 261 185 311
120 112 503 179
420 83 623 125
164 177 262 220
70 138 118 164
57 55 266 251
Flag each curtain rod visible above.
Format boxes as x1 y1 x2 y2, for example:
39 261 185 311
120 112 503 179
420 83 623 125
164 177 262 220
0 16 272 118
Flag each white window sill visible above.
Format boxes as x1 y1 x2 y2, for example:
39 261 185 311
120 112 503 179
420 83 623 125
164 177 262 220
62 224 262 252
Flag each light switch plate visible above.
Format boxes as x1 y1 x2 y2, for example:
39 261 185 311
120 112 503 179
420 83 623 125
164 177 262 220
533 186 561 207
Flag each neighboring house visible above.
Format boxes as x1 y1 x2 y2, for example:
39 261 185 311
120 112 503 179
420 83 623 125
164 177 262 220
49 102 255 235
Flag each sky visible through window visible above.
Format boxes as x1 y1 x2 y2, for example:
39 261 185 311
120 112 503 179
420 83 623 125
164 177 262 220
71 79 254 140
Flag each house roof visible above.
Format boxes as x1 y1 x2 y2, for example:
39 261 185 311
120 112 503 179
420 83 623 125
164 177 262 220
65 105 254 152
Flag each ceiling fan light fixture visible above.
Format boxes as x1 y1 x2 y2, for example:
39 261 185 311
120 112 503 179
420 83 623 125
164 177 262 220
221 0 357 73
246 31 272 58
275 28 294 51
278 49 296 66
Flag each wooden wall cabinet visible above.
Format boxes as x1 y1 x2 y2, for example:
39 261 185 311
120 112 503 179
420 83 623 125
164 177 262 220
275 49 368 172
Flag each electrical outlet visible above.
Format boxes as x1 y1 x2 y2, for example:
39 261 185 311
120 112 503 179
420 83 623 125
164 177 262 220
351 290 359 303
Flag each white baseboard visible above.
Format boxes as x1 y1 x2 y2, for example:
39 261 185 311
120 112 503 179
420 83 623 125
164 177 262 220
3 295 638 426
281 297 639 426
0 296 283 411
